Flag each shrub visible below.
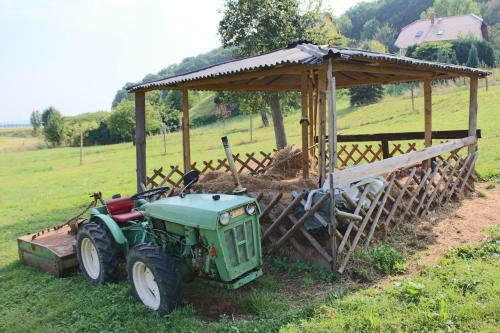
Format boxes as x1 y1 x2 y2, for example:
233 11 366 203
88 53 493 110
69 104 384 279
370 245 406 274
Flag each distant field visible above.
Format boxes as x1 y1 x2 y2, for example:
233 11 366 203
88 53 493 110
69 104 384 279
0 128 45 152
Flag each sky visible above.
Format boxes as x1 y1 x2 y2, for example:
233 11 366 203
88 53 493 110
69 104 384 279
0 0 367 123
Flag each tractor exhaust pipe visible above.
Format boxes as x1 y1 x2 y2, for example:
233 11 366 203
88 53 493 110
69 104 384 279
221 136 246 194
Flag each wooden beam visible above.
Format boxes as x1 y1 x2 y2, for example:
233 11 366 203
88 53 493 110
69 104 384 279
468 76 478 155
326 130 481 142
134 91 147 191
424 80 432 148
300 72 309 179
182 89 191 173
318 69 327 185
331 136 476 187
333 63 435 78
308 71 315 159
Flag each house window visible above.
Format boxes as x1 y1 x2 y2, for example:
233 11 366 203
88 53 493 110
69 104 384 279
415 31 423 37
437 30 444 35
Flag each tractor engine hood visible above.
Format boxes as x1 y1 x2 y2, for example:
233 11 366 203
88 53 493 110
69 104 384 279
143 193 256 230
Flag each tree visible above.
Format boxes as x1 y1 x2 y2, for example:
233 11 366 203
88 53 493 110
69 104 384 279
219 0 316 149
361 18 380 40
109 100 136 141
466 44 480 68
420 0 480 18
30 110 42 135
373 23 398 53
41 106 57 127
43 111 65 146
349 86 384 107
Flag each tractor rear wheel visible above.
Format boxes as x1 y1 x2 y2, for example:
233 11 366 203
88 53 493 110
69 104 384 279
76 222 119 284
126 244 182 315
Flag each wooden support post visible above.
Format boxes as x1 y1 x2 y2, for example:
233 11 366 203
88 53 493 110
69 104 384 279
327 59 338 270
135 91 147 192
424 80 432 147
308 72 314 160
468 76 478 156
424 80 432 170
300 72 309 179
381 139 389 159
318 69 327 185
79 127 83 165
182 89 191 172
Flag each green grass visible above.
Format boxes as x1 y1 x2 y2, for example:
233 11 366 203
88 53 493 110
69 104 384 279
0 83 499 332
281 233 500 333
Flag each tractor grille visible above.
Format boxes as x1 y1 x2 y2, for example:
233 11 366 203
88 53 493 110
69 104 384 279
224 219 255 267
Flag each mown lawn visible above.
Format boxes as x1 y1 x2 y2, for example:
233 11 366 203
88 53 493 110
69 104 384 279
0 82 499 332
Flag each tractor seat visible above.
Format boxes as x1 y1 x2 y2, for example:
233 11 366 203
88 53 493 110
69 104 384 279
106 197 143 223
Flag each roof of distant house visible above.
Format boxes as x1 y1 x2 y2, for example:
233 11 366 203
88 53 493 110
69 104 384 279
395 14 488 49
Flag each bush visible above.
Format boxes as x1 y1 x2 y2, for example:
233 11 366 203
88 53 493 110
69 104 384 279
43 110 65 147
349 85 384 107
370 245 406 274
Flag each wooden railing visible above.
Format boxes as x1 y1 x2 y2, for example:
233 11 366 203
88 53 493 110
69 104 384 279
315 129 481 167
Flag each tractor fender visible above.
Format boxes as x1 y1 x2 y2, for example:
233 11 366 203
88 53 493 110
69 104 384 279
90 214 128 245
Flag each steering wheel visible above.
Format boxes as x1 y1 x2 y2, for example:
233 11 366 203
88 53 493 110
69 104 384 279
132 187 170 200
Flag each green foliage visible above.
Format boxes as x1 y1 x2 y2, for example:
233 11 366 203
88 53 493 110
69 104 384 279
466 44 480 68
408 39 495 67
43 110 65 147
218 0 310 57
373 23 398 53
361 18 380 40
108 100 136 141
399 281 426 303
421 0 480 18
371 245 406 274
41 106 57 127
340 0 434 41
30 110 41 134
349 85 384 107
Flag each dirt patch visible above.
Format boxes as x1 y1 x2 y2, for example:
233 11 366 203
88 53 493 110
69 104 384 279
418 182 500 265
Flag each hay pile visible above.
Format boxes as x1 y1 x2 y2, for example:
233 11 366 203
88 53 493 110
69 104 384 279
192 146 318 193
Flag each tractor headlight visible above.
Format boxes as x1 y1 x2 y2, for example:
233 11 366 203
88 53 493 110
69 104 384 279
245 204 256 215
219 212 230 225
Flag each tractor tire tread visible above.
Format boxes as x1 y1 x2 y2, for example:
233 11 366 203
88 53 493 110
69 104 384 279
126 243 182 315
76 222 119 284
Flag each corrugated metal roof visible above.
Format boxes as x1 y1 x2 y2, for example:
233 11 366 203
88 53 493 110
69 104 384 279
128 42 490 92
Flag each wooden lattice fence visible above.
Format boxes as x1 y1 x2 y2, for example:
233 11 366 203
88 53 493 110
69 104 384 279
258 148 478 272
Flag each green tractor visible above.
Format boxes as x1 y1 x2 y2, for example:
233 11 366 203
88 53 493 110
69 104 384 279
76 170 263 314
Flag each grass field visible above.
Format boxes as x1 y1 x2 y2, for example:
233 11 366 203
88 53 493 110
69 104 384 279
0 82 499 332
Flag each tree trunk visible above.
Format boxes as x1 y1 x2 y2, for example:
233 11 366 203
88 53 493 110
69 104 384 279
268 93 287 149
260 110 269 127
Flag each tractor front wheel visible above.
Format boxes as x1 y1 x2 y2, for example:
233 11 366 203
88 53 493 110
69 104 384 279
76 222 119 284
126 244 182 315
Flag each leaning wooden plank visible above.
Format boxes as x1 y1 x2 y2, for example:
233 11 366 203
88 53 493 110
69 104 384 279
459 152 479 192
446 153 477 203
385 168 417 227
268 211 306 256
444 155 472 204
286 213 333 263
438 155 464 205
365 174 396 247
261 192 305 241
398 168 431 223
421 159 452 217
412 163 440 221
331 137 476 187
338 188 384 273
299 200 327 227
271 194 331 251
259 192 283 220
338 186 370 253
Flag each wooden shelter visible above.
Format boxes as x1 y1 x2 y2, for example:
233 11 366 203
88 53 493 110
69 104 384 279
127 42 489 272
127 42 488 190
